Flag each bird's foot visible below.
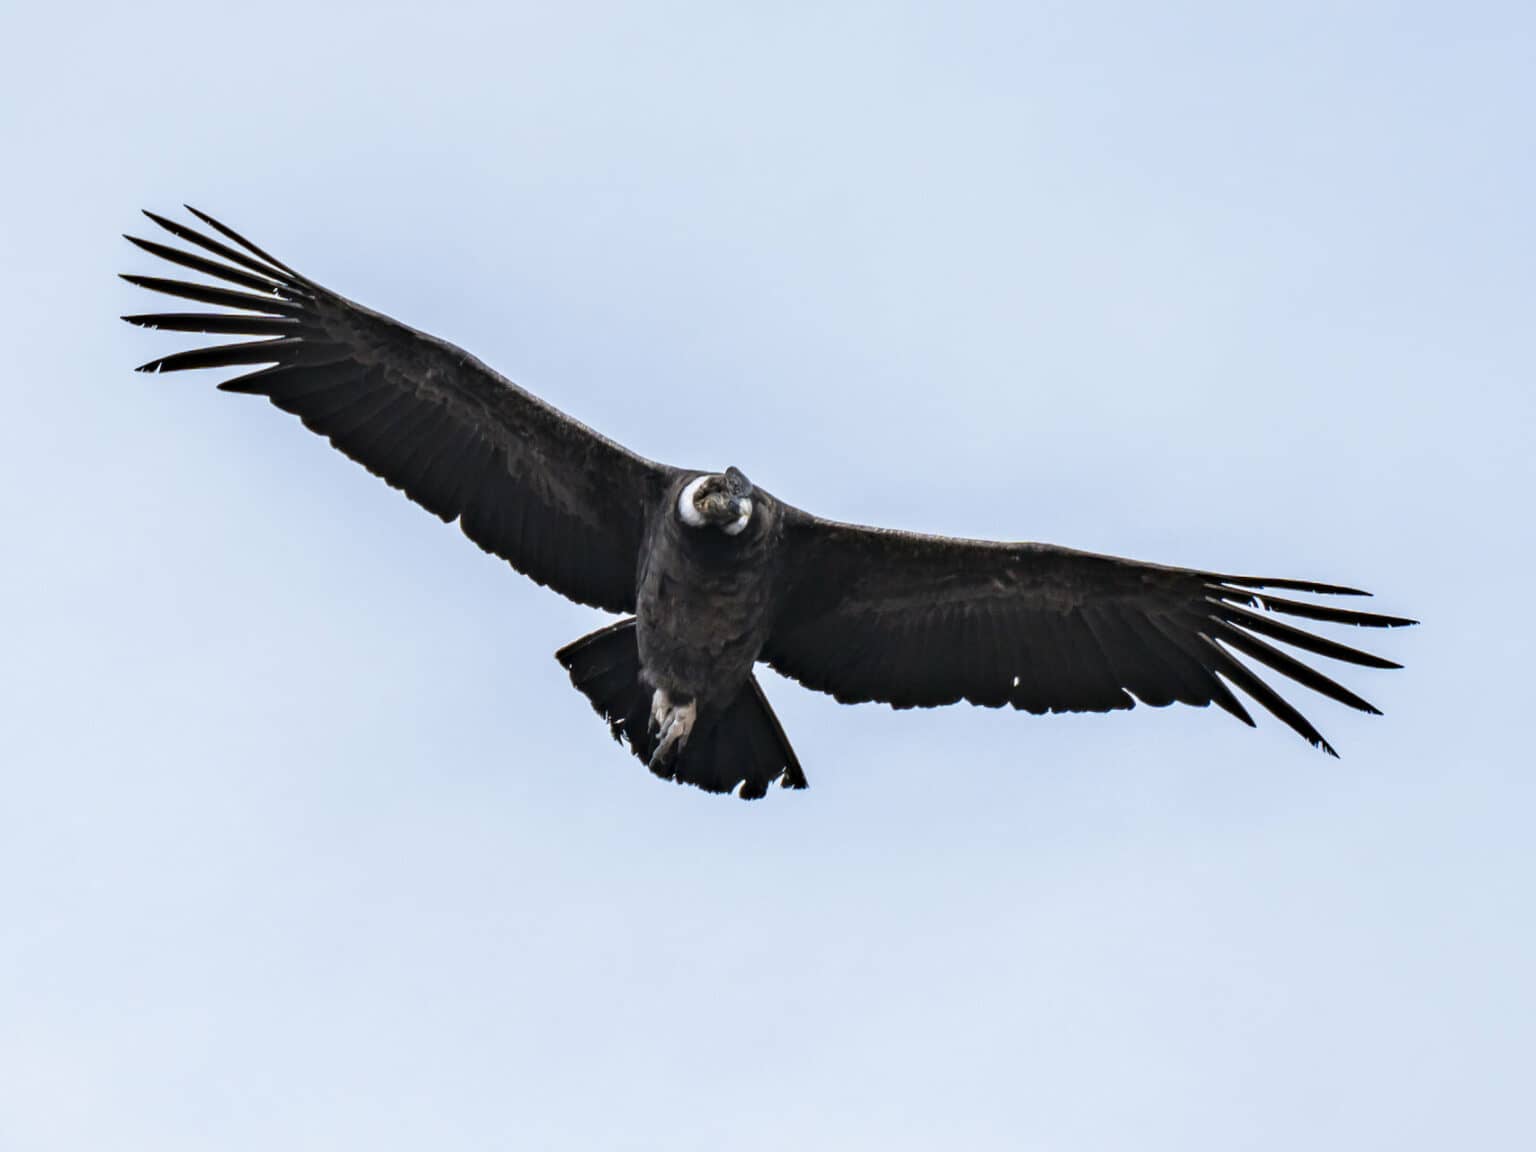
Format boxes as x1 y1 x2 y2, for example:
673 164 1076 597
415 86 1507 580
647 689 697 771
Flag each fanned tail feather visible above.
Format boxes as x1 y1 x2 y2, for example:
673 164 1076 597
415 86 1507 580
555 620 807 799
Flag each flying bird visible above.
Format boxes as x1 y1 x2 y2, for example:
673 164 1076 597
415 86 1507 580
123 208 1414 799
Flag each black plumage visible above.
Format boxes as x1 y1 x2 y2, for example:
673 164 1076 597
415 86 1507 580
123 208 1415 799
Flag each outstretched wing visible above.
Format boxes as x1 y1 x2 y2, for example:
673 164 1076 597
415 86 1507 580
763 511 1414 755
123 207 671 614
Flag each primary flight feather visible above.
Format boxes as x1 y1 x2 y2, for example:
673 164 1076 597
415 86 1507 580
123 207 1414 799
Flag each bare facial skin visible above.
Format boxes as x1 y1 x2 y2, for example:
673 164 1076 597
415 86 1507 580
677 469 753 535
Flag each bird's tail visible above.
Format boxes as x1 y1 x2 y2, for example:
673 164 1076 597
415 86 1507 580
555 619 807 799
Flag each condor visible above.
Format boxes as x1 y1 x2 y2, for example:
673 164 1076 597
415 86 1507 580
124 208 1414 799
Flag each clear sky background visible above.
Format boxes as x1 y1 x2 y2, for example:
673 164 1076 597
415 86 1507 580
2 2 1532 1148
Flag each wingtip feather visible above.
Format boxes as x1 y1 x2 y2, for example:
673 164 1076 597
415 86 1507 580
1218 572 1380 597
182 204 303 276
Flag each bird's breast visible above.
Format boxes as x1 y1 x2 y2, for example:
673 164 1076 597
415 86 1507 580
634 524 779 704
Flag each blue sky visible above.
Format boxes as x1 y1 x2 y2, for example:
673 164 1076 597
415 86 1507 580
2 2 1532 1148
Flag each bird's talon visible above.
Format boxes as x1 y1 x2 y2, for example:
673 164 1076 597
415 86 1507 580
646 689 697 768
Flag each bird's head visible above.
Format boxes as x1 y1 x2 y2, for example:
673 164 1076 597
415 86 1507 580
678 467 754 536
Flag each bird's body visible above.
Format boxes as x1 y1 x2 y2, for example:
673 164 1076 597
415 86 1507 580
636 473 782 710
124 208 1414 799
623 474 786 776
